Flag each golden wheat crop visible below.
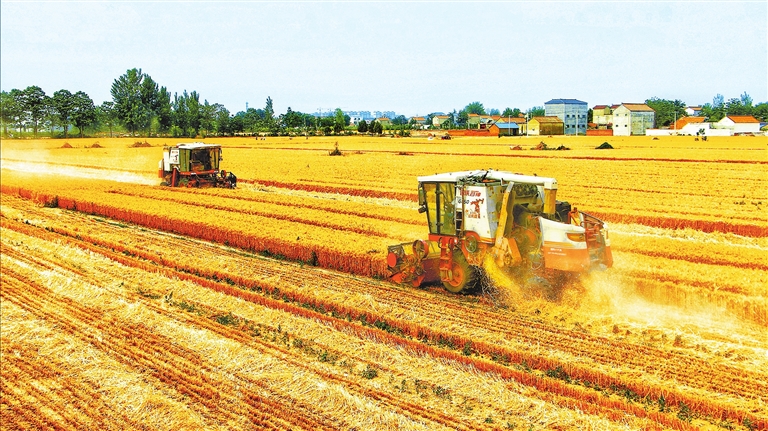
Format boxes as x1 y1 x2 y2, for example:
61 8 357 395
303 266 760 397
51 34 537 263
1 136 766 430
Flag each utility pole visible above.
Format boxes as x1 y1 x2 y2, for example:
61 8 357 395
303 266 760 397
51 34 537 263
526 111 529 137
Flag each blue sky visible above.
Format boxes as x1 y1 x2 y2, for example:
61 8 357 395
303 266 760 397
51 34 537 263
1 1 765 117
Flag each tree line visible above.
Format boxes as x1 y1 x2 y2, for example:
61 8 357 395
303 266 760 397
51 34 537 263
0 68 358 139
645 92 767 127
1 67 765 138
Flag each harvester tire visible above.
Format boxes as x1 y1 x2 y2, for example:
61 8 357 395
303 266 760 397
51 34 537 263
442 253 477 294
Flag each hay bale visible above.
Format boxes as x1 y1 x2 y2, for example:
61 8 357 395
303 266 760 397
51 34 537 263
595 142 613 149
61 142 73 148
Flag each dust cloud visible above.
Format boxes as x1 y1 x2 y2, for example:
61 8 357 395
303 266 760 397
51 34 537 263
478 258 766 363
1 160 156 185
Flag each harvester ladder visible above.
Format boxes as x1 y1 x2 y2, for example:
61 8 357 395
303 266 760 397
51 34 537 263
455 184 465 234
438 236 457 281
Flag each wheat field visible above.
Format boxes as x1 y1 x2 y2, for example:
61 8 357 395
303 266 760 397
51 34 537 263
1 135 766 430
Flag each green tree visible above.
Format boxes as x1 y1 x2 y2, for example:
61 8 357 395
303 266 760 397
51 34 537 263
98 101 117 137
391 115 408 126
156 86 173 135
186 91 201 137
725 92 753 116
457 110 468 127
527 106 545 118
501 107 521 118
172 91 189 137
488 108 500 116
230 112 246 134
10 89 30 135
264 96 277 134
199 100 216 137
333 108 345 134
739 91 753 108
700 94 726 122
752 102 768 122
281 107 304 129
70 91 97 138
464 101 486 115
51 89 75 138
357 119 368 133
1 90 23 137
244 108 264 132
713 94 725 109
213 104 230 136
301 113 316 134
19 86 49 138
140 75 159 135
111 68 149 135
645 97 686 127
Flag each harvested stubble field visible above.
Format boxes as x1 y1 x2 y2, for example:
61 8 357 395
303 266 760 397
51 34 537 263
1 135 766 430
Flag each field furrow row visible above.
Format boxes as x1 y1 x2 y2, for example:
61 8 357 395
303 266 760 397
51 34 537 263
3 209 762 429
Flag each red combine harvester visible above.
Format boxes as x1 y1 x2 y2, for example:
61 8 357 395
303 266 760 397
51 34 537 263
387 169 612 293
158 143 236 188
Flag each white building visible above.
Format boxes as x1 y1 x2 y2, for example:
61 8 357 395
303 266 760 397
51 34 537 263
685 106 703 116
544 99 588 135
715 115 761 134
612 103 655 136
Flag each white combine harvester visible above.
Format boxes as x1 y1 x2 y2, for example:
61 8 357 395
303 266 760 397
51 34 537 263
158 143 237 188
387 169 612 293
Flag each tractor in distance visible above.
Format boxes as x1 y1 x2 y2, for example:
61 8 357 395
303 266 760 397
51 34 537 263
387 169 612 294
158 143 237 188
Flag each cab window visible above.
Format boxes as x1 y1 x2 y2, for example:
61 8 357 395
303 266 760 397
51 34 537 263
422 182 456 236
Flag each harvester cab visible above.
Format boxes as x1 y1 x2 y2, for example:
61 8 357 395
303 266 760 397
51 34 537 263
387 169 612 294
159 143 237 188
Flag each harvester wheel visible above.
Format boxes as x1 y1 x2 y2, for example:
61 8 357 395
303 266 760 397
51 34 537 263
442 253 477 294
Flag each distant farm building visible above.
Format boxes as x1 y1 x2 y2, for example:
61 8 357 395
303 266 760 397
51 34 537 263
612 103 655 136
545 99 588 135
672 116 706 134
506 117 528 135
528 116 564 136
685 106 703 116
716 115 761 134
468 113 494 129
488 121 520 136
592 105 613 129
433 115 451 128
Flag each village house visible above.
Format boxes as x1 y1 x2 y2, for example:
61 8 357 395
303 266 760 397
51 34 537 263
467 113 494 129
410 116 427 126
432 115 450 128
612 103 655 136
672 116 707 134
715 115 761 134
488 121 520 136
592 105 613 129
685 106 703 116
545 99 588 135
527 116 564 136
